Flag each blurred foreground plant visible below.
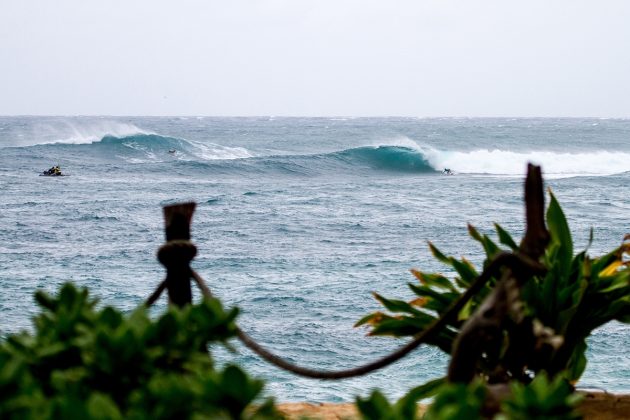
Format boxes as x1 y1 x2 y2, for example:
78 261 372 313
357 191 629 382
498 373 583 420
356 374 582 420
0 283 278 419
356 190 629 416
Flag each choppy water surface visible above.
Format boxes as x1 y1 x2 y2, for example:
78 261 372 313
1 117 629 401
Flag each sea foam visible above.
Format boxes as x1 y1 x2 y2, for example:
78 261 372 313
380 137 630 177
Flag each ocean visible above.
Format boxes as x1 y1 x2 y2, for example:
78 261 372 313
0 116 629 402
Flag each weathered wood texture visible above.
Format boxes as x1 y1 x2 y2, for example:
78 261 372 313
157 202 197 307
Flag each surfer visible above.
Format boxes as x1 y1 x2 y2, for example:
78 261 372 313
168 149 176 155
442 168 453 175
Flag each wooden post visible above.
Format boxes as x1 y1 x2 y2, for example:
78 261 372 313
157 202 197 307
447 164 549 383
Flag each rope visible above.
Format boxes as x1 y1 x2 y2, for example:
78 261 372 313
232 253 543 379
146 251 544 379
191 269 214 298
157 240 197 266
145 279 166 306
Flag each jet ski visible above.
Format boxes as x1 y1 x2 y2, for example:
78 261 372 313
40 166 66 176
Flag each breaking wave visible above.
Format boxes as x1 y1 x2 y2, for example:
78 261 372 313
422 147 630 177
14 131 630 177
23 133 253 163
357 137 630 177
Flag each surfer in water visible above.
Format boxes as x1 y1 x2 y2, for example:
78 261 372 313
442 168 453 175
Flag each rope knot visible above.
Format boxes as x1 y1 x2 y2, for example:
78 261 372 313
157 239 197 267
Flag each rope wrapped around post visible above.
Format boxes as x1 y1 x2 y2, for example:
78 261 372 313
145 222 545 379
153 202 197 308
145 255 543 379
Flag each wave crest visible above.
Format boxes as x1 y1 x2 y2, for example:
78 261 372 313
34 133 253 163
426 148 630 177
369 137 630 177
35 121 151 145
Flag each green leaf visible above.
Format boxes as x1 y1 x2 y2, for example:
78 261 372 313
373 293 423 316
356 390 392 420
424 380 486 420
546 190 573 275
503 373 582 420
495 223 519 251
428 242 450 264
407 284 456 305
404 377 446 401
87 393 123 419
450 259 479 288
479 236 501 260
467 224 483 242
370 315 435 336
469 224 502 260
565 339 588 383
354 313 381 328
410 270 457 292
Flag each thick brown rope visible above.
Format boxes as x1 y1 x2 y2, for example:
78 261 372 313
191 269 214 298
232 253 544 379
145 251 544 379
145 279 167 306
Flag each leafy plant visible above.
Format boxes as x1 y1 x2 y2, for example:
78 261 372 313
355 379 443 420
498 373 583 420
357 375 582 420
524 194 630 381
422 380 487 420
0 283 279 419
356 191 630 383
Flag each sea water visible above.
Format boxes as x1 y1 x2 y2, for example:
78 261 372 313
0 116 629 401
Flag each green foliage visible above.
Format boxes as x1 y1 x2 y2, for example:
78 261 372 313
0 283 279 419
423 380 486 420
524 192 630 381
357 190 630 383
357 375 583 420
498 373 583 420
355 378 444 420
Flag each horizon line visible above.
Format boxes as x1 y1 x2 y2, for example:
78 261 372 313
1 114 629 120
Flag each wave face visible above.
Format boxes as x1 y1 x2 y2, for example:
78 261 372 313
333 146 434 172
167 144 438 176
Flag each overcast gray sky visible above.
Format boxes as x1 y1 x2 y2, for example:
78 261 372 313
1 0 629 116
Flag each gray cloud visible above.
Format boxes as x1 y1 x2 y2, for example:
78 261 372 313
1 0 629 116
